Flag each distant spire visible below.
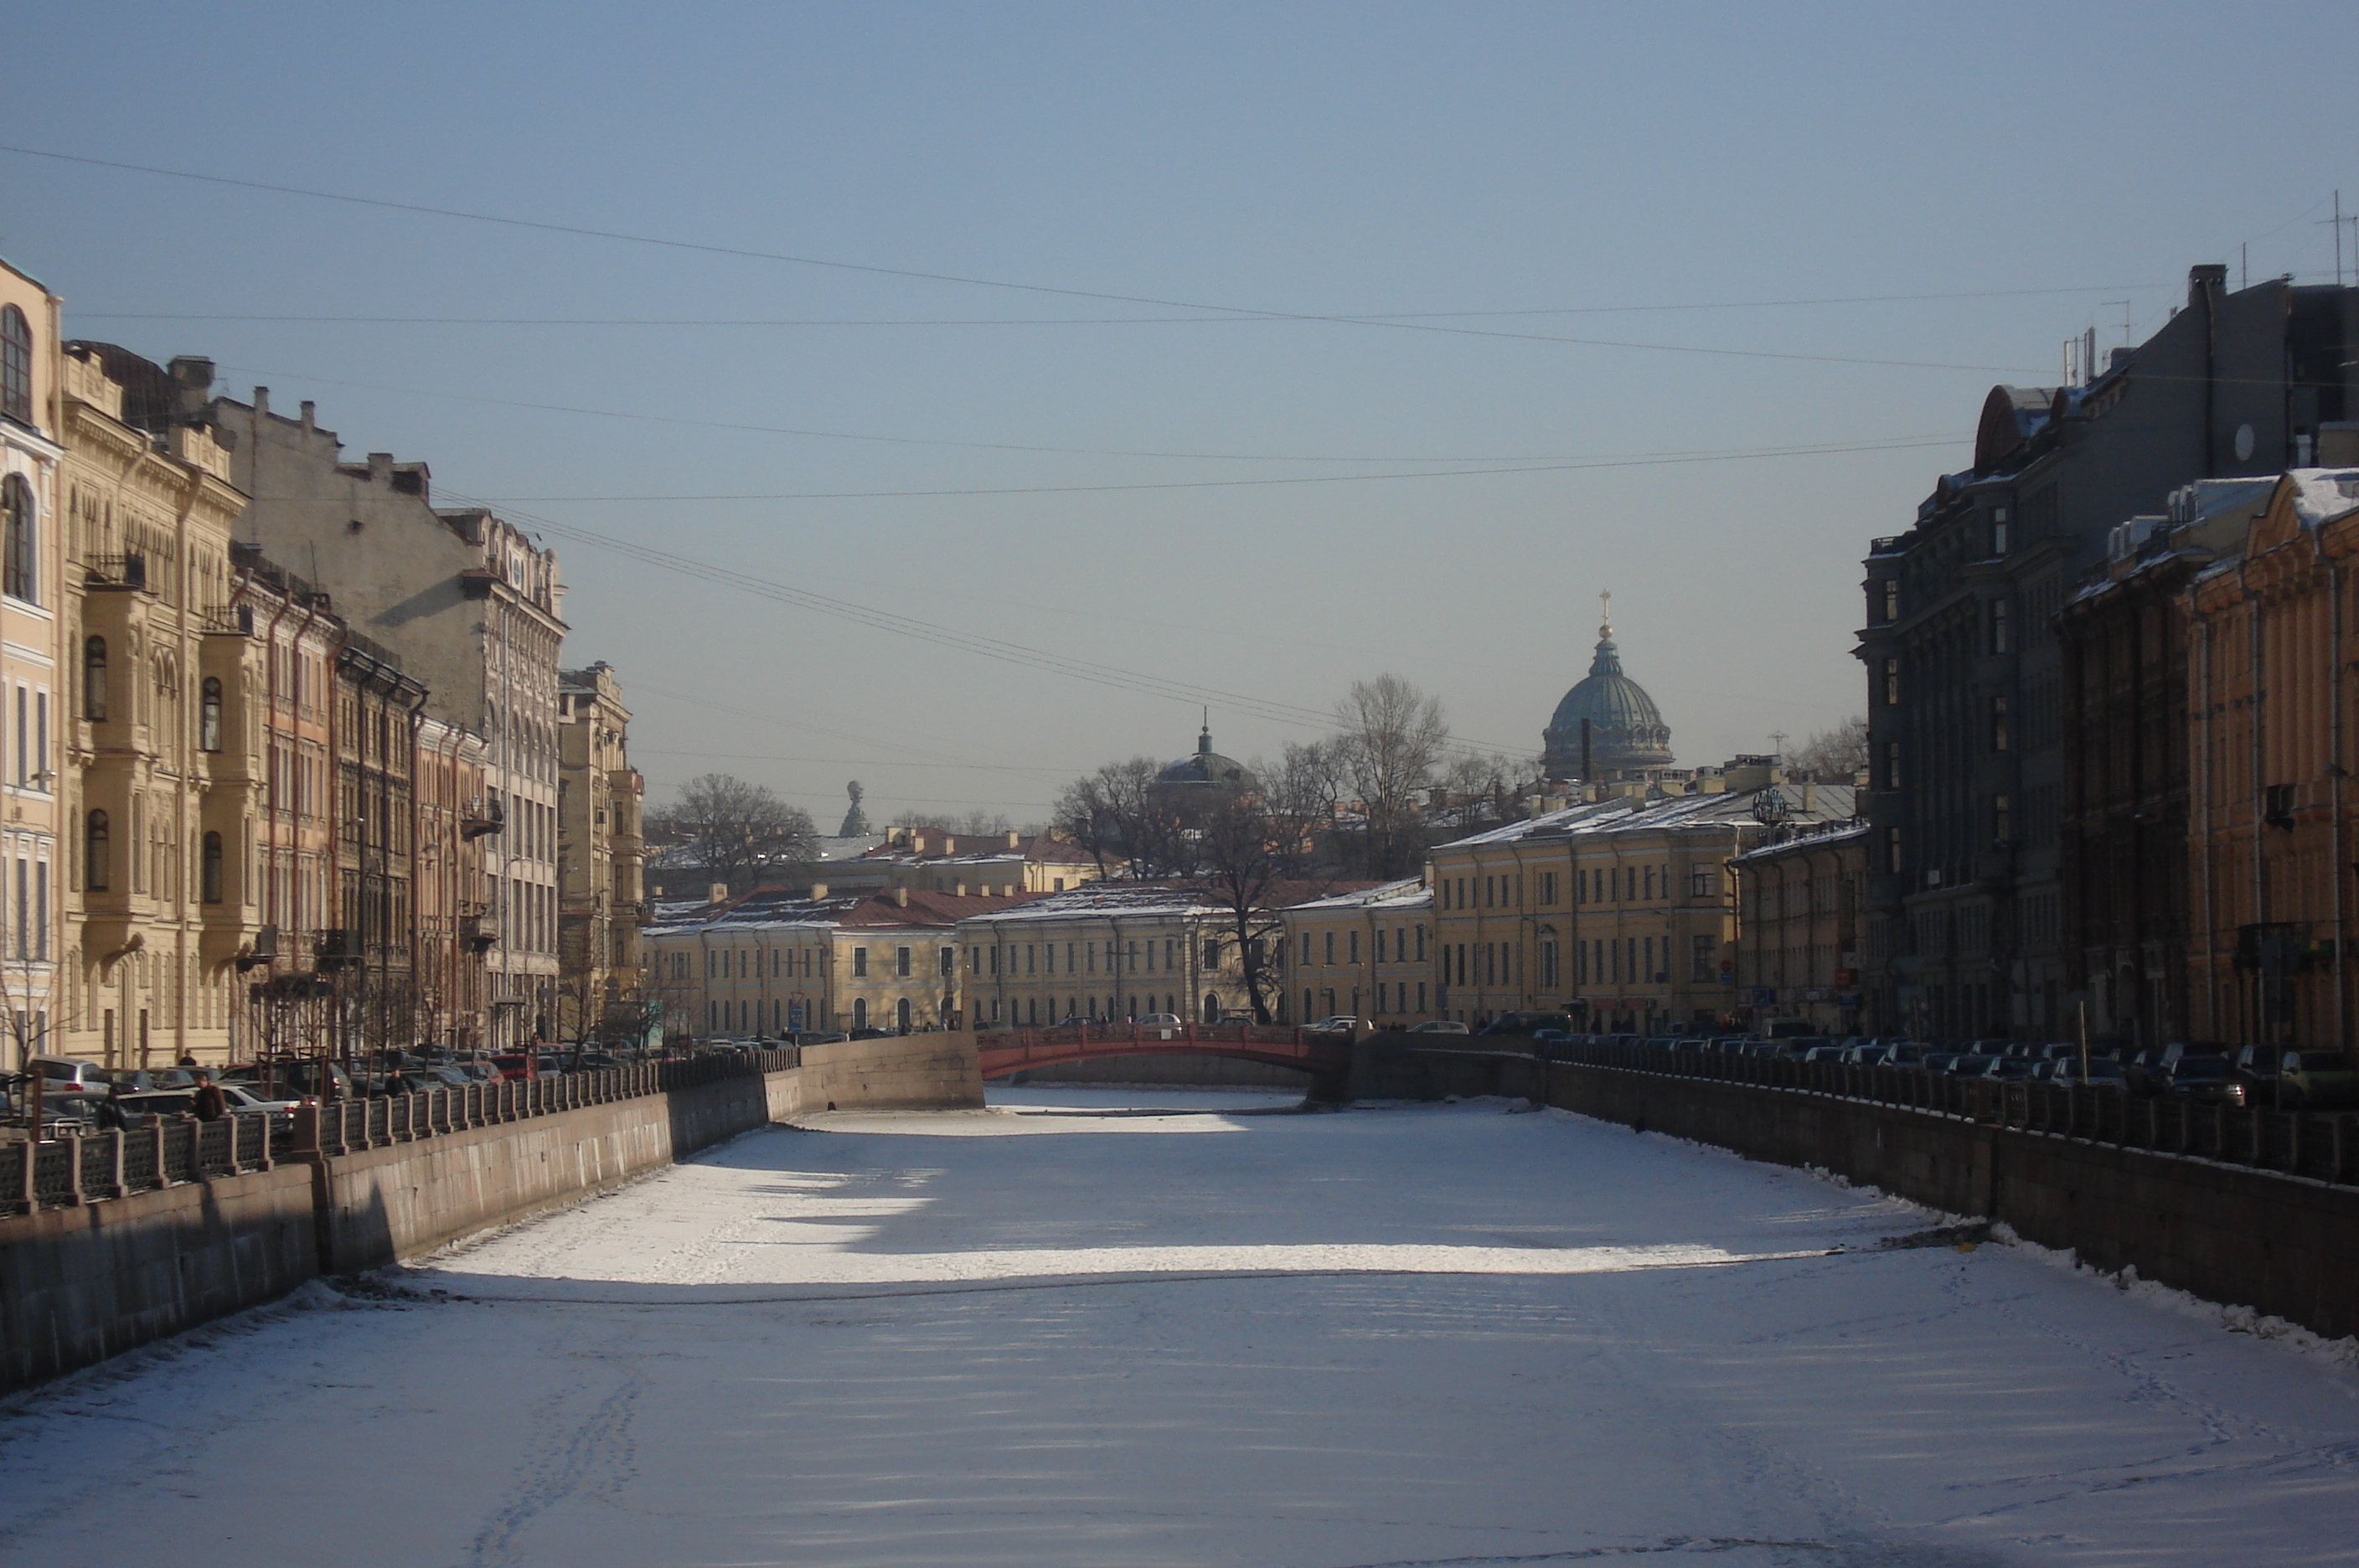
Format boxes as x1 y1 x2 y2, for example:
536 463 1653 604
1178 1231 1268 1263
1199 708 1213 756
1598 587 1613 641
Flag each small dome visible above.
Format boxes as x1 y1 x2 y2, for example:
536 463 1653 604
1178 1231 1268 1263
1156 725 1257 794
1542 608 1673 777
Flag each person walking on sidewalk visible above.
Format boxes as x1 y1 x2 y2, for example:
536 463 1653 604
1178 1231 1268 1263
189 1071 228 1123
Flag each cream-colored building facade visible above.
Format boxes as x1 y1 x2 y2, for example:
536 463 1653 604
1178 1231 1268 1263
1428 765 1857 1033
645 885 1039 1038
955 882 1267 1028
0 260 64 1067
57 345 260 1065
1278 879 1432 1024
557 662 644 1037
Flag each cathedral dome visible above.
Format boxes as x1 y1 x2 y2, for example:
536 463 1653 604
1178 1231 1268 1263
1156 725 1257 796
1542 601 1674 778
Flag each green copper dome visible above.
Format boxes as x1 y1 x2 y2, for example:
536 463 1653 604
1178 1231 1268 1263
1542 608 1673 777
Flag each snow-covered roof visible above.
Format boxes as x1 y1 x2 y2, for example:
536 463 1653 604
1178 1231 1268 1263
1434 785 1856 851
1283 877 1430 914
1732 821 1871 864
2286 468 2359 531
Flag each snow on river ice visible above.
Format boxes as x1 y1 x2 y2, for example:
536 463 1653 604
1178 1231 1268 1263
2 1088 2353 1567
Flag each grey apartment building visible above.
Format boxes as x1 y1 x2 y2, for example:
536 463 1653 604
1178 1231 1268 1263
1856 265 2358 1042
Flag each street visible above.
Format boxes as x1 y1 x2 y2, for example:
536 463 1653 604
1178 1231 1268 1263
1 1089 2352 1567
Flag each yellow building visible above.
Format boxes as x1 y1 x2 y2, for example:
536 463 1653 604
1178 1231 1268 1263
645 885 1040 1038
0 260 65 1067
1427 763 1857 1034
956 882 1274 1028
1731 823 1870 1037
1278 879 1432 1024
57 345 261 1066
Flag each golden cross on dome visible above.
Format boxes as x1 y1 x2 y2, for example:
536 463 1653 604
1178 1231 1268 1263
1598 589 1613 640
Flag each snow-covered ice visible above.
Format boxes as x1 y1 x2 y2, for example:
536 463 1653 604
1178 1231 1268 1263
2 1088 2353 1566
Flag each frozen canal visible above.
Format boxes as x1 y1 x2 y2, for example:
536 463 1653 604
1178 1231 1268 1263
2 1089 2353 1567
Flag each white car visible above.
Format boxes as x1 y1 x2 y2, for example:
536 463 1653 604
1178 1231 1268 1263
1407 1019 1470 1034
1305 1016 1373 1034
1135 1013 1185 1029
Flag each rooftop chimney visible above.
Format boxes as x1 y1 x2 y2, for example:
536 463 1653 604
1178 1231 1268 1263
809 882 828 900
367 452 393 484
896 885 910 907
2189 263 2227 308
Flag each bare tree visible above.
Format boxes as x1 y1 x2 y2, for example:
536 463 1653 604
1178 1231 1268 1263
1052 756 1186 879
1789 716 1869 781
1193 745 1347 1021
670 773 818 895
894 809 1015 838
1334 675 1450 877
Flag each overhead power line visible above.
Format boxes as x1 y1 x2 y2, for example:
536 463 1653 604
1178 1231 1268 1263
8 143 2032 372
70 280 2175 326
215 361 1954 467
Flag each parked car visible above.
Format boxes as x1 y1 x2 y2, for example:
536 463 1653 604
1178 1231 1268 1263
2161 1055 2249 1107
1407 1019 1470 1034
2277 1050 2359 1109
1303 1015 1370 1034
1945 1053 2001 1079
1840 1044 1893 1067
1477 1011 1575 1038
25 1055 110 1096
1136 1013 1185 1029
116 1084 302 1123
793 1030 849 1046
489 1054 539 1082
2041 1057 2129 1091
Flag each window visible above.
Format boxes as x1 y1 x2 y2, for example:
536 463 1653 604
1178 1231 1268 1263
1880 578 1900 623
1324 930 1334 965
1347 930 1360 964
1884 740 1901 792
1540 871 1556 905
1690 866 1717 898
1990 599 2011 654
1990 508 2011 556
1993 794 2012 846
1882 658 1900 706
852 946 869 977
1691 934 1718 983
896 946 911 978
1887 826 1902 874
896 998 912 1031
0 306 30 425
852 998 869 1029
1540 941 1558 988
200 678 223 751
83 637 106 722
201 831 224 903
1204 939 1221 969
85 809 108 891
1 474 32 603
940 946 955 976
1990 694 2011 752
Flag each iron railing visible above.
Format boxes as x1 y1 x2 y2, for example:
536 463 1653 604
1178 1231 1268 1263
2 1049 797 1215
1532 1039 2359 1189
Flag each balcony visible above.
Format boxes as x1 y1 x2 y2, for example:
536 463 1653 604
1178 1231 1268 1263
462 797 504 841
85 553 151 591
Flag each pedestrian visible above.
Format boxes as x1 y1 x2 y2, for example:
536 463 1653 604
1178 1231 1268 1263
177 1055 198 1068
95 1081 131 1132
189 1070 228 1123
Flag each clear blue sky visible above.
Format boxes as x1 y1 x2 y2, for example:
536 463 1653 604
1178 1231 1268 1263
6 3 2353 823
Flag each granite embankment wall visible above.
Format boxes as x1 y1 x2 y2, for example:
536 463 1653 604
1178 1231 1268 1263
1349 1039 2359 1341
0 1034 980 1391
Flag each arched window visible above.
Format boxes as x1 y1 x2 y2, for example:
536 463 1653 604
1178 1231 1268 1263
1 474 33 603
896 997 912 1032
85 810 109 891
1202 993 1219 1023
201 831 224 904
200 677 222 751
83 636 106 721
852 997 869 1030
0 306 30 426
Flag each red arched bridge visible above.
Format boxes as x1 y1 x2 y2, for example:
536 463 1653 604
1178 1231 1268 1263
977 1020 1350 1081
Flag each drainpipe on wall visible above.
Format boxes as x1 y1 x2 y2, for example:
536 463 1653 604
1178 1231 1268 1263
2248 570 2268 1048
2331 555 2348 1054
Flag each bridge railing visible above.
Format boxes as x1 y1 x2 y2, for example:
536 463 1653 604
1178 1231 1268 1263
978 1019 1325 1066
3 1047 799 1217
1531 1038 2359 1189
